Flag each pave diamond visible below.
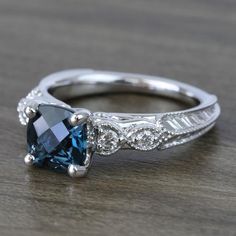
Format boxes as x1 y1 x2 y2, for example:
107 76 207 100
27 104 87 172
17 98 29 125
17 88 42 125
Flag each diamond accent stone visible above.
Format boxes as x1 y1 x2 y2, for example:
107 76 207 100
26 88 42 99
17 87 42 125
96 122 122 155
17 98 29 125
127 126 160 151
160 105 216 135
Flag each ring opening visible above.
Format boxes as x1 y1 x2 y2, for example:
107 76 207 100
48 74 200 113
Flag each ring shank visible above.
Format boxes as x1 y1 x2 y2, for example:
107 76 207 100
50 75 200 105
43 70 215 113
18 69 220 153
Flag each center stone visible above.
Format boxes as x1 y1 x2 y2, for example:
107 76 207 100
27 104 87 173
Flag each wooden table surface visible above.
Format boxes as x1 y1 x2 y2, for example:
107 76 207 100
0 0 235 235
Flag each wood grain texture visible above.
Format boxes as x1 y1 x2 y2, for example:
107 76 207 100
0 0 235 235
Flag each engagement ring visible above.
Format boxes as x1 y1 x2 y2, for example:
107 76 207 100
17 69 220 177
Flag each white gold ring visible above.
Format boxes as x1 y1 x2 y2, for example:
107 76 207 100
17 69 220 178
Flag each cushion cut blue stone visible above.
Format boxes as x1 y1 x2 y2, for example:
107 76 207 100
27 104 87 173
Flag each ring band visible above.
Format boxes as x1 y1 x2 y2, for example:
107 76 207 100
17 69 220 177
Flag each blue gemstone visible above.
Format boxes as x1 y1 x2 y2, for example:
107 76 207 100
27 104 87 173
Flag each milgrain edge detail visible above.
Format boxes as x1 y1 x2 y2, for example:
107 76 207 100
17 89 220 156
158 103 220 149
17 87 43 125
93 103 220 155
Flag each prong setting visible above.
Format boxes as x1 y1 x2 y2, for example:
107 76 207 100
68 164 88 178
67 141 94 178
24 106 37 119
69 110 91 126
24 153 35 166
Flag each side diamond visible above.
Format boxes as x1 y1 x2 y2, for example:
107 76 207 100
95 122 123 155
160 105 216 135
17 98 29 125
17 87 42 125
127 125 161 151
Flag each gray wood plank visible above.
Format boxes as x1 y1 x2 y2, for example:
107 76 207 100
0 0 235 235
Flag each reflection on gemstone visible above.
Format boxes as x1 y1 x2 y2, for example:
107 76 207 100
27 104 87 173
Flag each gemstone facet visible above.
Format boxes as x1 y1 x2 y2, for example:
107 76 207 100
27 105 87 173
